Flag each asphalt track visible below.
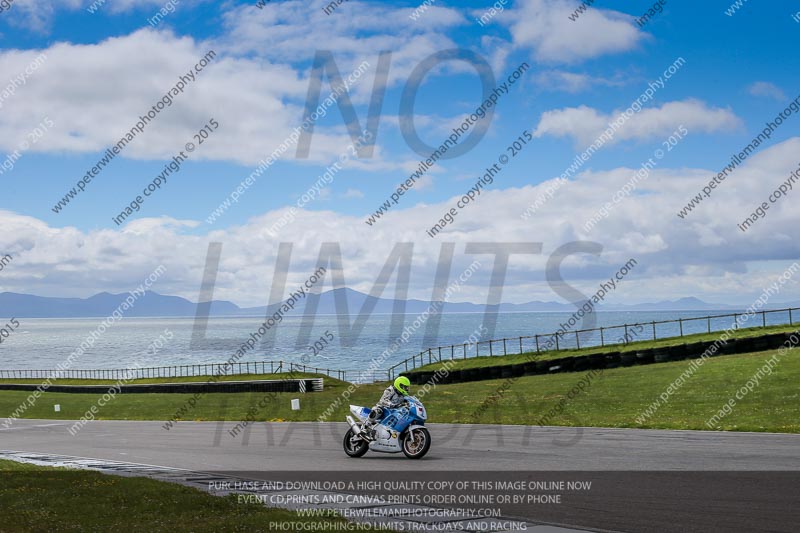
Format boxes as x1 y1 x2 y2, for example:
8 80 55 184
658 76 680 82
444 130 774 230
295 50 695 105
2 420 799 532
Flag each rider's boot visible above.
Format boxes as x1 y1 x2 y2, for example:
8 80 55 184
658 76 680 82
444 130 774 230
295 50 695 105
358 423 374 440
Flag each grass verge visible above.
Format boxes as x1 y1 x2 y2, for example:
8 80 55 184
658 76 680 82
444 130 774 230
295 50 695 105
0 348 798 433
412 323 799 373
0 459 386 532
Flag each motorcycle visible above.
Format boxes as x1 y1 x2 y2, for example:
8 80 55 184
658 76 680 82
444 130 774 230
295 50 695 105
343 396 431 459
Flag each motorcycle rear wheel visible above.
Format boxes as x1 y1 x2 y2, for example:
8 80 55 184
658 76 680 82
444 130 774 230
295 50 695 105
343 428 369 458
402 427 431 459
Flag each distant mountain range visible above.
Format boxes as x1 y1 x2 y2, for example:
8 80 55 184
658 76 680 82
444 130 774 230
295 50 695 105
0 289 795 318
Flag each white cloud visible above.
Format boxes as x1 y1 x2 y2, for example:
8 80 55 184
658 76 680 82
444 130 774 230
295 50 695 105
534 99 742 147
534 70 625 93
414 174 434 191
342 188 365 199
0 1 484 170
218 0 467 95
3 139 800 307
500 0 646 63
6 0 183 32
747 81 786 101
0 29 372 166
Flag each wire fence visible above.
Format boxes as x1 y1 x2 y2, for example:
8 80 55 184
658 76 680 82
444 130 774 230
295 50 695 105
388 307 799 378
6 308 796 385
0 360 390 384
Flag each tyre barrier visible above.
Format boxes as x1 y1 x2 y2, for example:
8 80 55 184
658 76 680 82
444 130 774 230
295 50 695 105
766 333 788 349
603 352 622 369
718 339 739 355
736 337 757 353
522 361 540 375
406 329 800 385
685 342 708 358
0 378 324 394
587 353 606 369
635 350 655 365
668 344 691 361
535 360 551 373
572 356 591 372
753 337 770 351
558 357 576 372
653 348 671 363
463 368 482 382
442 370 462 384
409 372 434 386
785 331 800 345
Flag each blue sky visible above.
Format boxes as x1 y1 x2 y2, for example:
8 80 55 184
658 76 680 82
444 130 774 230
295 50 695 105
1 0 799 307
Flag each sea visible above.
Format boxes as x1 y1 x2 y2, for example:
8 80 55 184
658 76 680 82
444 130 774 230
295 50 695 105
2 309 789 375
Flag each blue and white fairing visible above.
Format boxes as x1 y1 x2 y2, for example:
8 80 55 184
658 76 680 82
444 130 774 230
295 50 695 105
350 405 372 422
348 396 427 453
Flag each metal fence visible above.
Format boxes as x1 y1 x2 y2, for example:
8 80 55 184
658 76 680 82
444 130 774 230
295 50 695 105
388 307 800 378
0 360 390 384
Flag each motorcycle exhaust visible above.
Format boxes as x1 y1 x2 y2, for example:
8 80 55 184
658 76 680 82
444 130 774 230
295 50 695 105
346 415 361 432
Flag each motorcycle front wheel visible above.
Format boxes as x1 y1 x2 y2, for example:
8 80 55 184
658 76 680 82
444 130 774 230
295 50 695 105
402 427 431 459
343 428 369 458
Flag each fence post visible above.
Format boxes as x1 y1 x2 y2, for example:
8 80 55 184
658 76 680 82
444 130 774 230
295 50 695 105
762 311 766 328
624 324 629 343
791 309 794 325
489 341 493 357
463 344 467 359
555 333 559 351
600 327 604 346
438 347 442 362
519 337 523 354
575 331 580 350
503 338 507 355
707 317 711 334
679 319 683 337
535 335 540 353
428 349 432 364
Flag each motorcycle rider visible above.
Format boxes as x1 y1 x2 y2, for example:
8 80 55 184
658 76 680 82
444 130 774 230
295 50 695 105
360 376 411 439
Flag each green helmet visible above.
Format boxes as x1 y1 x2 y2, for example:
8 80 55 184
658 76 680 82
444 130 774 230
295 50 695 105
393 376 411 395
